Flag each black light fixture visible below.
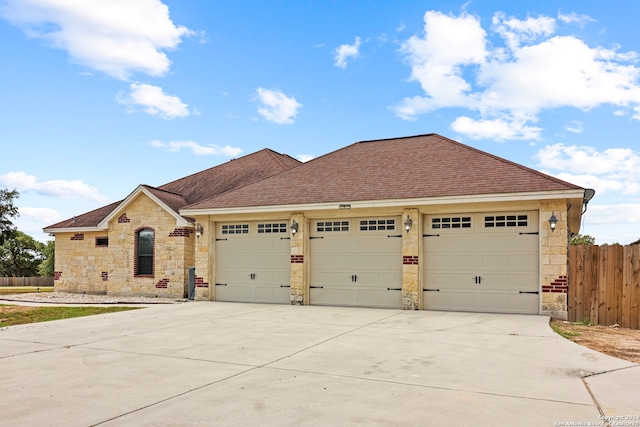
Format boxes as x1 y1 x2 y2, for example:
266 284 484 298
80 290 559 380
548 212 558 232
404 216 413 233
195 223 203 238
290 219 298 236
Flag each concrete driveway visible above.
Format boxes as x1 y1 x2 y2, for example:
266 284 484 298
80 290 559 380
0 302 638 426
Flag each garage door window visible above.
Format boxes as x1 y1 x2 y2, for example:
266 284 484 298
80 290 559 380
431 216 471 229
221 224 249 234
484 214 528 228
316 221 349 232
359 219 395 231
257 223 287 233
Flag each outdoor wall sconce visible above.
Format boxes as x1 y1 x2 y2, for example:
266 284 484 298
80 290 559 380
290 219 298 236
195 223 204 238
404 216 413 233
548 212 558 232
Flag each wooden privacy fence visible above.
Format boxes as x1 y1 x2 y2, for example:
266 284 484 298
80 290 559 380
0 277 54 287
568 244 640 329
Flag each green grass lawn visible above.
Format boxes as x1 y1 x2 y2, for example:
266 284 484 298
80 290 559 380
0 286 54 295
0 305 140 327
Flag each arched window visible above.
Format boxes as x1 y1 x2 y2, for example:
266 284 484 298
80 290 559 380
136 228 154 276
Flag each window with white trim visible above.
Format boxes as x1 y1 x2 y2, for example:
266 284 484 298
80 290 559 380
359 219 395 231
257 223 287 233
431 216 472 229
221 224 249 234
316 221 349 232
484 214 528 228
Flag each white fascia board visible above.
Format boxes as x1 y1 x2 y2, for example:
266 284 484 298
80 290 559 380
98 185 192 229
42 226 105 234
180 189 586 216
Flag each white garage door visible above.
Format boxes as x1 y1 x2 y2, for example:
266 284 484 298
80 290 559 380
310 217 403 308
215 221 290 304
423 211 539 314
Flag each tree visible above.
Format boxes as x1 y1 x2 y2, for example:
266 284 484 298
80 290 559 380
0 231 45 277
38 240 55 277
0 188 19 245
570 233 596 245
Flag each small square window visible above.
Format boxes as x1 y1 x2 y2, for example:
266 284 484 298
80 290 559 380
96 237 109 247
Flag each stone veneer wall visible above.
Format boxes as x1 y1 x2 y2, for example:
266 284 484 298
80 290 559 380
540 200 569 315
194 219 211 301
53 231 109 294
106 194 193 298
289 213 306 305
402 208 420 310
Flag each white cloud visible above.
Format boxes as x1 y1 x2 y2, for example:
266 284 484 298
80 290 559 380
118 83 190 119
394 10 640 140
1 0 195 80
150 140 242 156
535 144 640 195
19 207 63 225
0 172 108 202
564 120 584 133
256 88 302 124
557 11 595 27
295 154 314 162
451 115 542 140
334 36 361 68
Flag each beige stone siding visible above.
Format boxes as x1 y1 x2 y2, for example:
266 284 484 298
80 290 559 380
107 194 193 298
540 201 569 314
54 194 194 298
53 231 109 294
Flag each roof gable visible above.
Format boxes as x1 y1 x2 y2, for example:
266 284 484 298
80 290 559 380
183 134 584 211
44 149 301 231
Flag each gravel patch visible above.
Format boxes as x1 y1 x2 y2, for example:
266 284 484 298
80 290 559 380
0 292 182 305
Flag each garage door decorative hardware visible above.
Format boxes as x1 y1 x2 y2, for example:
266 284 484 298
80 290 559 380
215 238 228 241
423 233 440 237
249 273 256 280
280 237 291 240
387 287 402 291
518 231 539 235
310 236 324 239
519 291 539 294
387 234 402 238
310 285 324 289
215 283 227 286
351 275 358 282
474 276 483 284
423 288 440 292
280 285 290 288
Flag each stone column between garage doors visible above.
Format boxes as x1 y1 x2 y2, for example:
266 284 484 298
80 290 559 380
402 208 420 310
289 213 307 305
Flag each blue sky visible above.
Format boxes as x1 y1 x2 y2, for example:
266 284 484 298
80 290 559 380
1 0 639 244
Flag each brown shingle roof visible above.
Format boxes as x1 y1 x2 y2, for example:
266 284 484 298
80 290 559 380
184 134 584 210
44 149 301 229
45 201 122 229
158 149 301 204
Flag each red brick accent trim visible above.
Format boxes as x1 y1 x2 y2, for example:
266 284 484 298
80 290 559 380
542 275 567 293
118 213 130 223
101 272 108 281
169 228 194 237
54 271 62 280
70 233 85 241
195 276 209 288
291 255 304 264
155 278 169 289
403 256 419 265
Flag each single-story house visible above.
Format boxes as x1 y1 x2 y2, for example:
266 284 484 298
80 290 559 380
45 134 591 315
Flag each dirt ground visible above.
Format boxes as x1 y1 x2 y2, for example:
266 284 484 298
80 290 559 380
551 320 640 364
